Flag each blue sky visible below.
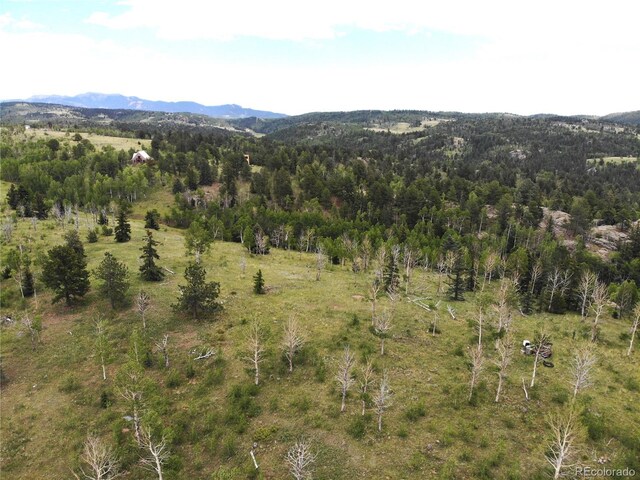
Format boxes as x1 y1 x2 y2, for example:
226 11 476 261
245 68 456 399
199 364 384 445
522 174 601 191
2 0 639 115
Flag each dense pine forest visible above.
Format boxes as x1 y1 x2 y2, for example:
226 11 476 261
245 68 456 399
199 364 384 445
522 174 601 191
1 108 639 479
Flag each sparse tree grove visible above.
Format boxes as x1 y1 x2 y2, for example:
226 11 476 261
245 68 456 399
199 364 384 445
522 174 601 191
2 109 640 479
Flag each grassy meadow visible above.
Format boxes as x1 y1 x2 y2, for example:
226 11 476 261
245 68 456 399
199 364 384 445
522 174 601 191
25 128 150 152
1 203 639 479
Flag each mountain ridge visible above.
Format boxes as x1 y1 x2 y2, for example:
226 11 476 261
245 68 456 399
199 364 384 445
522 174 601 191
8 92 287 119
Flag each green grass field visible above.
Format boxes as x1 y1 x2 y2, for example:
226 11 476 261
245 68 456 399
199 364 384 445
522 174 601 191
587 156 639 165
1 213 639 479
24 128 150 152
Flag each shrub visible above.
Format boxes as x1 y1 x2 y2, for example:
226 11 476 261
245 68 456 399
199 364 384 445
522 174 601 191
86 229 98 243
405 402 427 421
581 410 606 441
221 435 237 459
346 414 369 439
58 374 81 393
166 369 182 388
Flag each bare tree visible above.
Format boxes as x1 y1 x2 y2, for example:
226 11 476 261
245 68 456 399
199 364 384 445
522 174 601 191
494 277 514 333
22 314 41 351
245 321 265 385
576 270 597 319
282 318 305 373
431 312 439 336
482 251 499 291
590 281 608 342
628 303 640 356
136 290 151 330
272 224 285 248
74 435 121 480
436 256 447 295
255 229 269 255
530 332 552 388
140 427 169 480
360 359 374 415
570 346 596 399
116 365 145 445
95 318 111 380
547 267 572 311
373 371 392 432
403 245 418 295
475 308 485 346
315 246 327 281
239 256 247 276
373 310 392 355
529 259 543 295
369 277 382 325
335 346 356 412
1 219 13 243
545 409 579 480
494 336 513 403
286 439 317 480
155 335 169 368
360 236 373 271
468 344 484 401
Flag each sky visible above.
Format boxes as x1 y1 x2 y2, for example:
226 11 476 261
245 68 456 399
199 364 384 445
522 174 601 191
1 0 639 116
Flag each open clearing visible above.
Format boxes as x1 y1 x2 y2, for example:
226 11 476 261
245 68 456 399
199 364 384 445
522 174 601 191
24 128 150 151
1 205 639 479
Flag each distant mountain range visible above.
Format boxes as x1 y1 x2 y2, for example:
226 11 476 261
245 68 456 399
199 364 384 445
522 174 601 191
9 93 287 119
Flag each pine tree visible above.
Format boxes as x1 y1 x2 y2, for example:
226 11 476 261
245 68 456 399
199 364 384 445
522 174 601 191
197 157 214 186
172 177 185 194
253 269 265 294
114 203 131 243
32 194 49 219
447 253 466 301
172 262 222 319
383 247 400 294
140 230 164 281
87 229 99 243
144 209 160 230
6 184 19 209
64 229 85 257
94 252 130 309
97 210 109 226
42 245 90 305
21 264 35 297
186 167 199 191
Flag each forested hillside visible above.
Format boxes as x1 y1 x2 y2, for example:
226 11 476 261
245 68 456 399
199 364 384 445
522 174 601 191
1 111 639 479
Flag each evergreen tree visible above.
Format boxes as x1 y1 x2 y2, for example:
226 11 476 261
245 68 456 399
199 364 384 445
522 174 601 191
97 211 109 226
172 177 185 194
243 225 256 254
6 184 18 209
253 269 265 294
383 248 400 294
32 194 49 219
64 229 85 257
186 167 199 191
42 245 90 305
140 230 164 281
86 229 99 243
144 209 161 230
197 157 214 186
114 203 131 243
21 264 35 297
447 253 467 301
94 252 130 309
172 262 221 319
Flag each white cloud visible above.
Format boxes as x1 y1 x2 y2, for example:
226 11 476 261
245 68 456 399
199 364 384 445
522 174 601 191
0 11 42 30
84 0 640 47
3 1 639 116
